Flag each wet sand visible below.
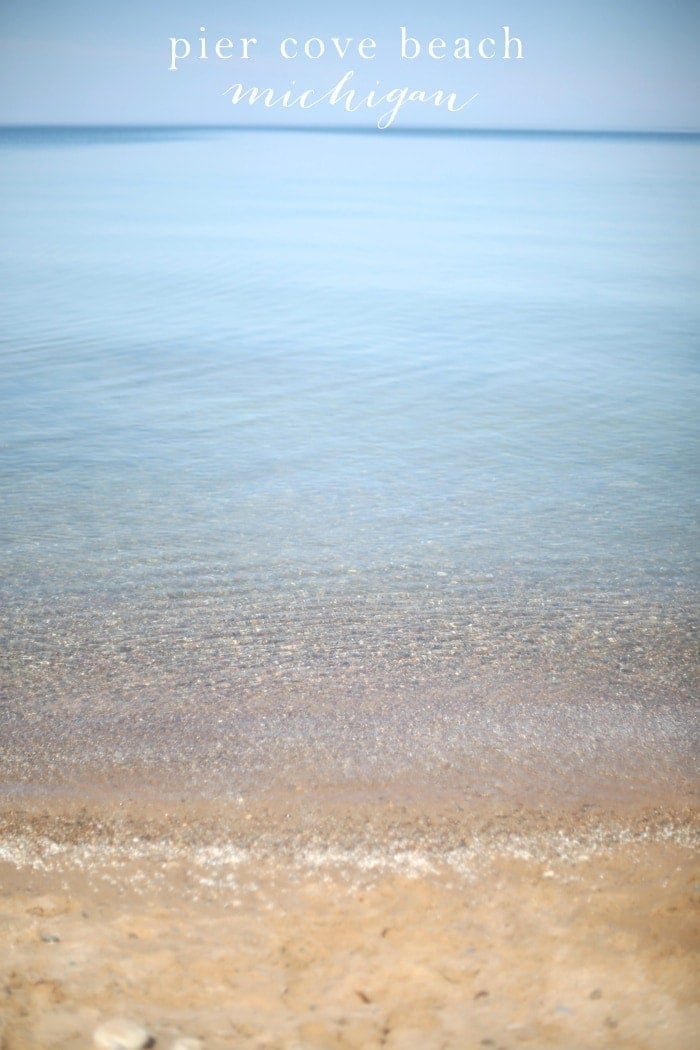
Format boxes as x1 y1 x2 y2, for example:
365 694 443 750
0 792 698 1049
1 597 697 1047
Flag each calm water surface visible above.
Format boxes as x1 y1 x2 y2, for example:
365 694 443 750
1 127 698 801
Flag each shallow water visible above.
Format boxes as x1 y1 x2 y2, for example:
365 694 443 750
0 127 698 803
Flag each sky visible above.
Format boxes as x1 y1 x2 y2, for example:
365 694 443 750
0 1 699 130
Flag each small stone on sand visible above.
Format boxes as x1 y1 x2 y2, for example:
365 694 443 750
171 1040 203 1050
93 1018 152 1050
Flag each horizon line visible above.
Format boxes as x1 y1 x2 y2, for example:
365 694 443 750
0 122 699 140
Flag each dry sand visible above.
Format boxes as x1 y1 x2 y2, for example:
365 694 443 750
0 796 698 1050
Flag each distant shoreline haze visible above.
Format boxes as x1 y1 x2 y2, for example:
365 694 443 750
0 125 699 139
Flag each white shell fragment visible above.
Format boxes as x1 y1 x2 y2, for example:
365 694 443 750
93 1018 152 1050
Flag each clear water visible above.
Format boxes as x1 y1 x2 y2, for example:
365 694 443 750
1 127 698 801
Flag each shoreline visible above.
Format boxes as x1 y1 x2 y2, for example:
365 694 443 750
1 792 697 1049
2 601 697 1047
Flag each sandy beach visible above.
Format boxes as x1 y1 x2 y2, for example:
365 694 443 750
2 601 696 1050
1 791 697 1050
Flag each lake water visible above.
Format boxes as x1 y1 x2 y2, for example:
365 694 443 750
1 127 698 805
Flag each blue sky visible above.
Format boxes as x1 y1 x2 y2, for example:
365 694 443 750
1 1 699 129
